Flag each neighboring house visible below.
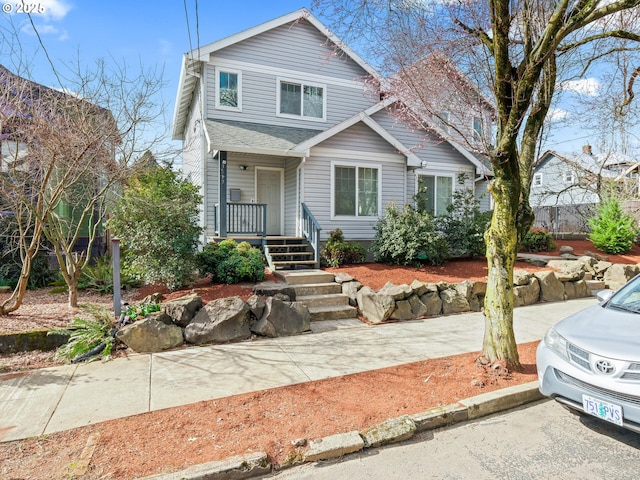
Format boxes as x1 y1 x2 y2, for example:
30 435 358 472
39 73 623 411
172 8 491 268
0 64 112 257
531 145 640 232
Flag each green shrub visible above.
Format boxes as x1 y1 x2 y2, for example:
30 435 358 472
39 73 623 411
106 166 203 290
51 305 116 362
197 240 266 284
436 189 491 258
321 229 366 267
521 227 557 252
589 197 638 254
371 204 449 266
79 255 142 294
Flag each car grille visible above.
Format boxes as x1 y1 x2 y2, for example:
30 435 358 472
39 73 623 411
622 363 640 381
567 343 591 371
555 370 640 407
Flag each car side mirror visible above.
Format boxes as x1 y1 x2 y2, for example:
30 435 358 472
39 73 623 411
597 289 614 304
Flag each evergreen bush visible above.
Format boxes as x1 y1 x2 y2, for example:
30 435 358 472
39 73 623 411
436 189 491 258
197 239 266 284
589 197 638 254
371 204 449 266
521 227 556 252
320 229 366 267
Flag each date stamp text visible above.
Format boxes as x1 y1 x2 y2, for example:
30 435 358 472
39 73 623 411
2 3 46 14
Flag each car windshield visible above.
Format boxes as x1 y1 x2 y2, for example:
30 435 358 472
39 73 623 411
606 275 640 313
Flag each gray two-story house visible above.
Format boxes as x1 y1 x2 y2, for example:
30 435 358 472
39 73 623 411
172 8 490 269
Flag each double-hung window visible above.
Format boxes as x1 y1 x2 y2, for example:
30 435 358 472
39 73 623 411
472 116 483 141
333 164 380 217
563 171 575 184
216 69 241 111
533 173 543 187
417 174 453 216
278 79 325 120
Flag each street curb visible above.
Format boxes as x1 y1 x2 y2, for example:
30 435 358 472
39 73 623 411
138 381 543 479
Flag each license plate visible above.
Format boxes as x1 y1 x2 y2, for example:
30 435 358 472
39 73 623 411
582 394 623 426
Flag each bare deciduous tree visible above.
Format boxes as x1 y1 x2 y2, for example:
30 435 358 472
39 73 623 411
0 58 167 312
314 0 640 369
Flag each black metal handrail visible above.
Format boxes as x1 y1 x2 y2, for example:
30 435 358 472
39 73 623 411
214 203 267 236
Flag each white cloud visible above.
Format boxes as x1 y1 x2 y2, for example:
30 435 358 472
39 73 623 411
38 0 72 21
559 78 601 96
545 108 569 122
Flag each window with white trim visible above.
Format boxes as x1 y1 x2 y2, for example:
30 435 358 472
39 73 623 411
216 69 241 111
278 79 325 120
333 164 379 217
533 172 543 187
563 171 575 184
437 111 450 133
417 174 453 216
472 116 483 141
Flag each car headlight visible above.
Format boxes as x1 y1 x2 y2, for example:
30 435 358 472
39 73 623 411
543 327 569 361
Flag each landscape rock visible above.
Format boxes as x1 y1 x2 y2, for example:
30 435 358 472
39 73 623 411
390 300 413 320
162 294 202 327
472 281 487 296
604 264 640 290
513 278 540 307
584 250 608 261
334 272 354 284
534 271 565 302
378 281 413 300
251 297 310 337
357 286 395 324
410 279 429 297
419 290 443 316
440 288 471 314
559 245 575 255
546 260 585 282
594 261 613 276
576 256 597 275
342 281 362 306
184 296 251 344
360 415 416 448
513 270 532 286
246 294 266 321
252 281 296 300
408 294 429 318
564 279 591 299
116 313 184 353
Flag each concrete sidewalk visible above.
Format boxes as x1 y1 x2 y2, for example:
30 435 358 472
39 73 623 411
0 297 596 443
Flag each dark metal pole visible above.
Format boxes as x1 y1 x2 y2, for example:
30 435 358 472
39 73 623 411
112 238 121 317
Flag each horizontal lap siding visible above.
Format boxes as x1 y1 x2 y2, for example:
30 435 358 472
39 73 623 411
181 84 205 238
303 123 406 242
205 21 375 128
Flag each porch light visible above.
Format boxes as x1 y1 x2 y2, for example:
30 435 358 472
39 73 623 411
239 165 248 171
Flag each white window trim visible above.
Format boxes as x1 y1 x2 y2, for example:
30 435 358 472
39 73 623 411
438 111 450 133
472 115 483 141
533 172 543 187
276 77 327 122
415 172 456 216
330 160 382 220
215 67 242 112
563 171 575 184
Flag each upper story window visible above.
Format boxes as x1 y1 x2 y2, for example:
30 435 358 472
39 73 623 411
472 116 483 141
563 171 575 184
278 79 326 121
533 172 543 187
437 111 450 133
216 69 241 111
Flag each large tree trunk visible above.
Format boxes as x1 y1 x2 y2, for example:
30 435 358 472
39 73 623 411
482 169 522 370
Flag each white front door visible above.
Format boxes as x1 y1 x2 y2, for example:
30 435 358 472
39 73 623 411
256 167 283 235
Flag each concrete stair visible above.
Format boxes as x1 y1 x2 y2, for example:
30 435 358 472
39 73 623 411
585 279 606 295
275 269 358 322
264 237 317 270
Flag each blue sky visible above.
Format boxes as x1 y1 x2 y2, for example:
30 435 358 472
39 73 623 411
0 0 619 160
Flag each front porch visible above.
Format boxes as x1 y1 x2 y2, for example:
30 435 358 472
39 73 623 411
210 200 322 270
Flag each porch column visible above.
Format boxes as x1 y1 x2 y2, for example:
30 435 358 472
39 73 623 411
219 150 227 237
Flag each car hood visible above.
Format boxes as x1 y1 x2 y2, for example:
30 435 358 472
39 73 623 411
554 304 640 361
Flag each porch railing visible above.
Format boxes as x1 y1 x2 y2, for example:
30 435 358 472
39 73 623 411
301 202 321 267
214 203 267 237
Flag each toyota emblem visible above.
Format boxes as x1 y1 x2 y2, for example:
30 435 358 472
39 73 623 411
595 360 615 375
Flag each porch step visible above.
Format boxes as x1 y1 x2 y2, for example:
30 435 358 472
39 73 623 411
297 293 350 308
263 236 317 270
308 304 358 322
292 282 342 296
275 269 336 285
